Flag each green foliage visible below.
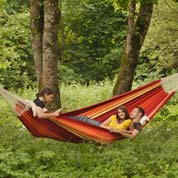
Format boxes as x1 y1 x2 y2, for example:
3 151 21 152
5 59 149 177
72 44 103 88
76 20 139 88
139 0 178 81
0 0 176 89
58 64 85 84
0 0 127 87
111 0 129 11
60 0 127 83
0 0 6 11
111 0 158 12
4 0 29 13
0 7 35 89
0 83 178 178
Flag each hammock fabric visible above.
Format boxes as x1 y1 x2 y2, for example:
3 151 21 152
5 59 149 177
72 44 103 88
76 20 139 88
0 73 177 144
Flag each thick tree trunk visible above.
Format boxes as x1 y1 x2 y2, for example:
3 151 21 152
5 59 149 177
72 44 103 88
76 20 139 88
30 0 61 110
113 1 153 95
42 0 61 110
30 0 44 90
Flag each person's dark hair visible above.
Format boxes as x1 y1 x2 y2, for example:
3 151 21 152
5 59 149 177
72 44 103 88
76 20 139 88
117 105 130 120
36 87 54 97
136 106 145 117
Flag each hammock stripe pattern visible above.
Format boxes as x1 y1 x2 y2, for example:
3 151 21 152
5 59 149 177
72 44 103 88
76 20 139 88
0 73 177 144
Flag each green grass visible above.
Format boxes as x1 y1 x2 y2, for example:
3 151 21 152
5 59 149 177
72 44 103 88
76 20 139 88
60 79 113 111
0 82 178 178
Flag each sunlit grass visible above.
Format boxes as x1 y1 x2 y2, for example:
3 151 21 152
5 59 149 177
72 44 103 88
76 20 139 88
60 79 113 111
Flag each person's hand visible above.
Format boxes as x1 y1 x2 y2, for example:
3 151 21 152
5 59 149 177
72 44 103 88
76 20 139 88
109 128 118 133
109 128 121 133
52 111 59 117
56 106 67 112
109 128 114 133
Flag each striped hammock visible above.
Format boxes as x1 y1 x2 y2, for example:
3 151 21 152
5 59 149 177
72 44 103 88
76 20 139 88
0 73 177 144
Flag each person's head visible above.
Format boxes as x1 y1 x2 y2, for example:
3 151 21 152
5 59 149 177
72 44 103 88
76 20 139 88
36 87 54 103
117 105 130 120
130 106 145 120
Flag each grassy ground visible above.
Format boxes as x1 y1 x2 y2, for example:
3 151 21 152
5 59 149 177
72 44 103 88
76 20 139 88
0 82 178 178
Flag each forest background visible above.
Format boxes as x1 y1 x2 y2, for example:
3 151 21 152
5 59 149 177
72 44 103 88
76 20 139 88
0 0 178 177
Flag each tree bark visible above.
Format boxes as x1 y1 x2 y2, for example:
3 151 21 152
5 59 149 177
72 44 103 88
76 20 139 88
59 0 64 64
113 1 154 95
42 0 61 110
30 0 44 90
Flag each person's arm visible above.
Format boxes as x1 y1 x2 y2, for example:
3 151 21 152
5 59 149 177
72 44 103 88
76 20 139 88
100 117 112 129
118 129 140 139
36 107 59 119
109 128 132 134
109 128 139 139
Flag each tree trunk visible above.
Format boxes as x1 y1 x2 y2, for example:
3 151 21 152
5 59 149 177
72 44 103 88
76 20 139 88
30 0 61 110
42 0 61 110
30 0 44 90
113 1 154 95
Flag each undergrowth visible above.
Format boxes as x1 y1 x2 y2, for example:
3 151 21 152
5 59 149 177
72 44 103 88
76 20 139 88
0 82 178 178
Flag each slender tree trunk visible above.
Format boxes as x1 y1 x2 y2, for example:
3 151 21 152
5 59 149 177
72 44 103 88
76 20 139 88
42 0 61 110
30 0 44 90
113 1 154 95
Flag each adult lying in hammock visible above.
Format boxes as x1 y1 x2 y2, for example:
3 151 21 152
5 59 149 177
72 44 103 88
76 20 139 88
110 107 145 139
34 87 60 118
70 105 132 129
100 105 132 130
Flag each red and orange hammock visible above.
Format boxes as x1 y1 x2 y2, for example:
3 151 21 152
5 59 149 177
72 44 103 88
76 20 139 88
0 73 177 144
